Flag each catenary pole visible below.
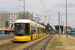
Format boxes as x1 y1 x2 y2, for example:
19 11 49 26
24 0 25 19
58 12 60 37
66 0 68 37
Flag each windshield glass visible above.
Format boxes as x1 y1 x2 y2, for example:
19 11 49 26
16 24 25 35
15 23 30 36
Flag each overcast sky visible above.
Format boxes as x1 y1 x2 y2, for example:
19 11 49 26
0 0 75 28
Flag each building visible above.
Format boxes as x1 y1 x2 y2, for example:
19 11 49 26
64 26 71 32
9 12 33 29
8 12 18 29
55 25 64 34
18 11 33 20
0 11 34 29
0 11 9 28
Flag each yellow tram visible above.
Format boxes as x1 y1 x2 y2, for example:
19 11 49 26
14 19 46 41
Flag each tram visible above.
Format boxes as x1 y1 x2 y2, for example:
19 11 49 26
14 19 46 41
70 30 75 34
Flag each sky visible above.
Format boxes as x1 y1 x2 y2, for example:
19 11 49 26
0 0 75 28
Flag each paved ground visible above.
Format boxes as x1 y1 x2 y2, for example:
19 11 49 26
68 34 75 37
54 33 75 37
0 34 14 40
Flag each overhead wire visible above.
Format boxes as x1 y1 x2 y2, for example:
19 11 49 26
41 0 49 15
39 0 49 16
14 0 38 14
14 0 24 8
39 0 47 15
39 0 50 23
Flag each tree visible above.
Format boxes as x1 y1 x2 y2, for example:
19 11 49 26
47 23 53 32
5 21 9 28
70 28 72 31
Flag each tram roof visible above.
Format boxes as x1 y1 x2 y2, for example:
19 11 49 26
15 19 34 23
15 19 45 28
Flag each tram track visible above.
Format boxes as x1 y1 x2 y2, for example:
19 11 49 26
41 35 53 50
24 34 54 50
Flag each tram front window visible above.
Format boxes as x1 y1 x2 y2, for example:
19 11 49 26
15 23 30 36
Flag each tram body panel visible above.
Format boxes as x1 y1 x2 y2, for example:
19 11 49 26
36 25 39 38
14 36 31 41
32 34 37 40
30 23 37 40
39 28 41 38
30 23 36 26
36 34 38 38
44 28 46 36
40 27 43 37
14 23 30 41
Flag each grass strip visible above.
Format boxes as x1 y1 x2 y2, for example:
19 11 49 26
29 35 53 50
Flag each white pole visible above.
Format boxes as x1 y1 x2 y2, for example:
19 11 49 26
58 12 60 37
66 0 68 37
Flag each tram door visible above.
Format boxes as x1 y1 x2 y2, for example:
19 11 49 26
37 27 39 38
31 26 36 40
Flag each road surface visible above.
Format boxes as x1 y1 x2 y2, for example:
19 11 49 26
0 34 14 40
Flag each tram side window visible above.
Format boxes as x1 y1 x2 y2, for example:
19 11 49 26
39 28 41 33
41 28 42 33
44 29 46 33
43 29 44 33
40 28 41 33
31 26 36 34
42 28 43 33
37 27 39 34
42 29 43 33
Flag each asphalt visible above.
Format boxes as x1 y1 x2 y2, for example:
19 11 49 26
0 33 75 41
0 34 14 40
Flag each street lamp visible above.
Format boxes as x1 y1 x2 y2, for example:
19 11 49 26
61 14 65 25
58 12 60 37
